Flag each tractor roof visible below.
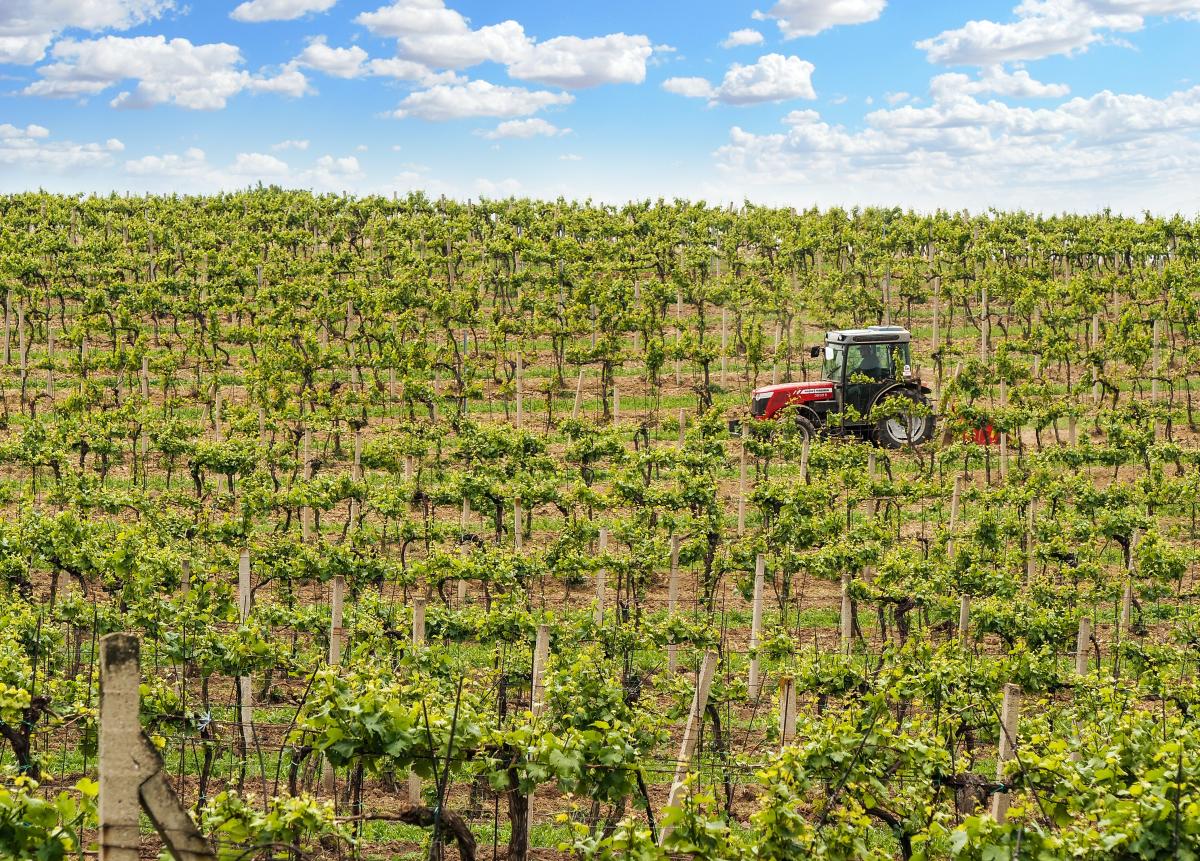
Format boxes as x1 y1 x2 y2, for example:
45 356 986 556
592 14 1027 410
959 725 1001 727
826 325 911 345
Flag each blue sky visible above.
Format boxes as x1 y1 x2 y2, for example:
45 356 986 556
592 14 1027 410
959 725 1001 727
1 0 1199 212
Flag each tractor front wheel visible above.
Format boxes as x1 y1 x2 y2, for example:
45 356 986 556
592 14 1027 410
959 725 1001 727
874 392 934 448
796 415 817 445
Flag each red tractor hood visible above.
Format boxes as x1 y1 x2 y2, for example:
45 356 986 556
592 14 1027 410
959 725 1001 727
751 381 836 419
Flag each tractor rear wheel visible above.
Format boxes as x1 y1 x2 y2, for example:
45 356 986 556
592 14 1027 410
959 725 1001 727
874 391 934 448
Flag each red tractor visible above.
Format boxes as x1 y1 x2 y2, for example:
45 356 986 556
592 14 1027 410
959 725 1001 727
750 326 935 447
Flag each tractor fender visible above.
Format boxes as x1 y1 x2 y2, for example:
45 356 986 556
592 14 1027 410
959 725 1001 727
795 404 823 426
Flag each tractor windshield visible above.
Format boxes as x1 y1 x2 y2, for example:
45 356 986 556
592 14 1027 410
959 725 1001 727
822 345 845 382
846 342 910 381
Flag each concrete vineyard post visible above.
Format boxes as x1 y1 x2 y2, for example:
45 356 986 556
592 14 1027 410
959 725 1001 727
531 624 550 717
778 676 797 748
748 554 766 700
678 408 686 447
990 683 1021 822
660 650 719 845
323 574 345 794
1091 313 1101 406
799 434 810 482
409 599 426 805
1069 414 1078 447
100 634 141 861
958 595 971 647
1026 502 1036 582
180 559 191 597
140 355 150 400
667 535 681 673
613 384 619 424
237 550 255 754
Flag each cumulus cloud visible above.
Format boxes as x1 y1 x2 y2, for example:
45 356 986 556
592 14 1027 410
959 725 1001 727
722 29 766 48
230 0 337 22
916 0 1200 66
0 123 124 173
712 80 1200 212
753 0 887 38
0 0 172 64
507 34 653 87
393 79 572 121
357 1 654 88
479 118 570 139
294 36 368 77
24 35 311 109
932 66 1070 100
475 177 522 196
664 54 816 105
272 139 310 151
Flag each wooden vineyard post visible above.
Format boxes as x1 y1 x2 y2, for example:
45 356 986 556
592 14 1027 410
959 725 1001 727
613 384 620 424
660 650 719 845
1119 528 1140 641
998 380 1008 481
947 475 962 559
349 430 362 529
237 550 255 756
301 427 313 541
1075 615 1091 676
45 315 54 398
840 571 852 654
594 528 608 625
667 535 681 673
778 676 797 748
990 683 1021 822
748 554 766 700
572 367 584 419
100 634 141 861
514 496 523 552
737 445 747 536
515 349 524 430
678 408 686 448
100 633 217 861
408 599 426 804
1025 502 1036 583
720 307 728 388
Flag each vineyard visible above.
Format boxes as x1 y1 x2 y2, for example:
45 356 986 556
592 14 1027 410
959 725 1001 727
4 190 1200 861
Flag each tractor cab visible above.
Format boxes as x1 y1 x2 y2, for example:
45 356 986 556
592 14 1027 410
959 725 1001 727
750 325 933 448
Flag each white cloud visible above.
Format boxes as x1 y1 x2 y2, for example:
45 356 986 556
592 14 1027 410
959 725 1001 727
25 35 311 109
559 153 583 161
507 34 652 87
476 177 522 196
722 29 766 48
294 36 368 77
303 154 365 188
479 118 570 139
884 90 911 105
125 146 209 178
712 81 1200 212
753 0 887 38
393 79 572 121
230 0 337 22
271 139 309 151
932 66 1070 100
916 0 1200 66
357 1 653 88
664 54 816 105
0 123 124 173
0 0 172 64
662 77 715 99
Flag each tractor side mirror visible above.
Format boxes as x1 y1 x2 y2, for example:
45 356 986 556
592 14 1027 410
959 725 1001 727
809 345 821 359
